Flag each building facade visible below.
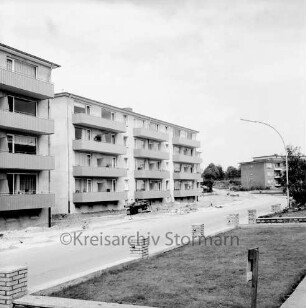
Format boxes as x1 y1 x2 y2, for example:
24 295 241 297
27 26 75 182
0 44 59 229
51 93 202 214
240 155 285 190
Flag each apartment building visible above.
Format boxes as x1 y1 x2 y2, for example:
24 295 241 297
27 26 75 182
51 93 202 214
240 155 285 190
0 43 59 229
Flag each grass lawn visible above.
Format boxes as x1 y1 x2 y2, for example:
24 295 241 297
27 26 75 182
51 227 306 308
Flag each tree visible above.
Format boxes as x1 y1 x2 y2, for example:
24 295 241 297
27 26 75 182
216 165 225 180
281 146 306 208
225 166 240 179
202 163 222 193
202 163 220 180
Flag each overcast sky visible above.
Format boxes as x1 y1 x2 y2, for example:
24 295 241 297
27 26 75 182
1 0 305 169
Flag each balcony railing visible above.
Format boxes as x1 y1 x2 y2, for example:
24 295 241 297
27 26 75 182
134 169 170 179
0 66 54 99
173 154 202 164
0 193 55 211
133 128 169 142
73 191 127 203
72 113 126 133
135 190 170 199
0 152 55 170
0 109 54 135
173 189 201 197
134 148 169 160
73 139 127 155
73 166 127 178
173 172 202 180
172 136 200 148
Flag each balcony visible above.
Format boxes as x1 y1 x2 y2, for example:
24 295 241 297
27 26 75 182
173 172 202 180
73 166 127 178
134 149 169 160
0 109 54 135
0 67 54 99
0 193 55 211
174 189 201 198
73 191 127 203
134 169 170 179
72 113 126 133
133 128 169 142
135 190 170 199
173 154 202 164
73 140 127 155
0 152 54 170
172 136 200 148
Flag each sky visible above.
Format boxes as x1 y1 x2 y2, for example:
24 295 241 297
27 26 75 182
0 0 305 169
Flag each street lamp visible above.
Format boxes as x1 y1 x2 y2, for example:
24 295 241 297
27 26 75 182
240 118 290 208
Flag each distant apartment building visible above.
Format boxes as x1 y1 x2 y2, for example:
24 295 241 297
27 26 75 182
0 43 59 229
240 155 285 190
51 93 202 214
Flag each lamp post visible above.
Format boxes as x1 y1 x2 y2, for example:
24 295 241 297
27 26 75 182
240 119 290 208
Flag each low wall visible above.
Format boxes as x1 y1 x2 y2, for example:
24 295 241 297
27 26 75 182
256 217 306 224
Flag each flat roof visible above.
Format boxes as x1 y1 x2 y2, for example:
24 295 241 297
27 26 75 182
240 154 284 165
55 92 200 133
0 43 60 68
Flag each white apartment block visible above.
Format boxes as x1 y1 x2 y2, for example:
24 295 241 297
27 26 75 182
0 43 59 229
51 93 202 214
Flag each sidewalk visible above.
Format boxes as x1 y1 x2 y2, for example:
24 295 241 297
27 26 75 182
281 276 306 308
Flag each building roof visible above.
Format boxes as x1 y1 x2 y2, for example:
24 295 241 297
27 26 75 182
240 154 284 165
55 92 200 133
0 43 60 68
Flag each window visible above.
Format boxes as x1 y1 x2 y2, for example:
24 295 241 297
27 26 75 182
7 58 37 78
86 154 91 166
149 180 161 191
74 102 85 114
86 105 91 115
7 58 13 71
111 112 115 121
124 179 129 191
111 134 116 144
136 159 145 170
166 180 170 190
75 127 83 140
86 129 91 141
135 139 146 149
112 179 117 192
124 158 128 169
7 173 37 195
123 115 128 125
101 109 113 120
136 180 146 191
173 146 180 154
87 179 92 192
124 136 128 147
112 157 117 168
174 181 181 190
97 179 115 192
7 134 37 155
166 162 169 171
7 96 37 116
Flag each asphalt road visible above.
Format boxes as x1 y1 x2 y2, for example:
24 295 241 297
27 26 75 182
0 193 286 291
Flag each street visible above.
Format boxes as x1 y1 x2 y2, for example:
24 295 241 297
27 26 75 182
0 193 286 292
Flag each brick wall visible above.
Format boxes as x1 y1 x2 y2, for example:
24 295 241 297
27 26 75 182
0 266 27 308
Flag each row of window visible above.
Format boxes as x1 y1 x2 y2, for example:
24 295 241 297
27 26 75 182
73 102 196 139
75 178 197 193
